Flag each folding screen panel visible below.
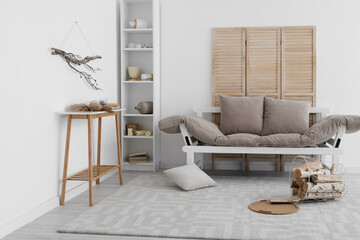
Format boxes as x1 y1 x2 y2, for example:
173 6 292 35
245 27 282 170
281 26 316 105
246 27 281 98
212 28 246 106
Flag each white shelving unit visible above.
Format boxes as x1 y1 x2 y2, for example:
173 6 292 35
120 0 160 171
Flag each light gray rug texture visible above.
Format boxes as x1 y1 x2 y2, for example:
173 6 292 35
59 173 360 240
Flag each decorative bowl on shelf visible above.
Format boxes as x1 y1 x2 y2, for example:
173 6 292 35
135 101 153 114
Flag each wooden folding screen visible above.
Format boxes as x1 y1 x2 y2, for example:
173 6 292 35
212 26 316 171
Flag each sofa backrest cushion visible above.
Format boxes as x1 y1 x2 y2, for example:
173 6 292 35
220 95 264 135
262 97 311 136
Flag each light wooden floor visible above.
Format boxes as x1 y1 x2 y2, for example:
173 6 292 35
3 170 289 240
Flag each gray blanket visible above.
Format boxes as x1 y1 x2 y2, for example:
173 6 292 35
159 115 360 147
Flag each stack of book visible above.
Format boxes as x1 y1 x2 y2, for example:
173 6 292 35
128 152 148 163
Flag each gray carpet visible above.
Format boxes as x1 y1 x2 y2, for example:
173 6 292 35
58 172 360 240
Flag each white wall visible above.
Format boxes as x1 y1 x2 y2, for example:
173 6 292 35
159 0 360 170
0 0 118 237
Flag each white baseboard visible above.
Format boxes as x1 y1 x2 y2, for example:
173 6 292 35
0 170 118 239
0 196 58 239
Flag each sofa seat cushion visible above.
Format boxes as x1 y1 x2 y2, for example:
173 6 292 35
224 133 260 146
220 95 264 135
262 97 311 136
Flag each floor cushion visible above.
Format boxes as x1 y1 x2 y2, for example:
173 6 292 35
164 164 217 191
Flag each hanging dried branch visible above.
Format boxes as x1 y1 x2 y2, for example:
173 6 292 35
51 48 102 90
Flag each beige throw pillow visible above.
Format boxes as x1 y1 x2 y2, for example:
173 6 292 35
220 95 264 135
262 97 311 136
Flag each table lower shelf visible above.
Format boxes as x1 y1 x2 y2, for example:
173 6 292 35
67 165 120 181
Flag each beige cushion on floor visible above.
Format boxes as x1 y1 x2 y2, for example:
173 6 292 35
220 95 264 135
164 164 217 191
262 97 311 136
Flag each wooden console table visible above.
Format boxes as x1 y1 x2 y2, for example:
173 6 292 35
58 109 125 206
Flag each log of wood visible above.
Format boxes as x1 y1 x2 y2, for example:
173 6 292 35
292 160 323 172
311 174 342 183
303 182 345 193
293 168 330 178
303 192 342 200
298 184 303 195
291 180 299 188
295 178 307 186
292 188 299 196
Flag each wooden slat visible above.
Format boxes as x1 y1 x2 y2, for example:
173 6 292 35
212 28 246 107
246 27 281 98
67 165 119 181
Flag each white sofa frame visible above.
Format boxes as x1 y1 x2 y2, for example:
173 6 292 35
180 107 346 171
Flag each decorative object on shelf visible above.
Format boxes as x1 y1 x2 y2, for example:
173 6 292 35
143 43 153 48
135 130 152 136
128 152 148 163
141 73 153 81
51 48 102 90
104 103 121 111
128 66 140 80
68 101 120 112
126 43 153 49
99 99 108 105
126 124 139 136
129 19 148 29
135 101 153 114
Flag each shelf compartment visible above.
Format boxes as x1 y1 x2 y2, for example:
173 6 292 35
124 136 153 139
67 165 119 181
123 161 153 166
123 29 153 33
123 80 153 84
123 48 153 51
123 113 153 117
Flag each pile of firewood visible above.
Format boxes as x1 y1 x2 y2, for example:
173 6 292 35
290 160 345 200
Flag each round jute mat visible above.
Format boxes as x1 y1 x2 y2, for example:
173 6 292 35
249 200 299 215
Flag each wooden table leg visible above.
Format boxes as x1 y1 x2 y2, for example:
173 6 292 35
115 114 123 185
96 117 102 185
60 115 72 205
88 115 94 206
